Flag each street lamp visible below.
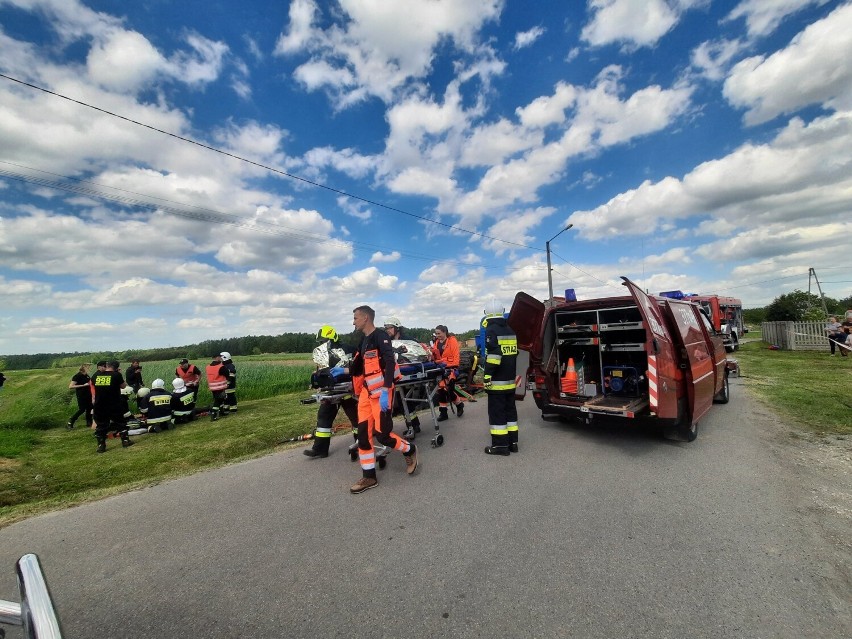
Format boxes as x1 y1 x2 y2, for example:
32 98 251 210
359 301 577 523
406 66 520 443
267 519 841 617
546 223 573 303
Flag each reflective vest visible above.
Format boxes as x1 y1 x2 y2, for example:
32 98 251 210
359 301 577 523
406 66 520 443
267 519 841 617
206 364 229 391
363 349 401 397
432 335 461 368
175 365 200 385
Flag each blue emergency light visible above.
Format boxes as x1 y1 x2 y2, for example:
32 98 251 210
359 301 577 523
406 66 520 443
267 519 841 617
659 290 684 299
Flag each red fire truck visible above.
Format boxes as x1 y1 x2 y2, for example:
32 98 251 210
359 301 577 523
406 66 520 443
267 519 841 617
510 277 739 442
659 291 745 352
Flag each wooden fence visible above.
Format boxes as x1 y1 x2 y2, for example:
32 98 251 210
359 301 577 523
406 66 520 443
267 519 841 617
761 321 832 351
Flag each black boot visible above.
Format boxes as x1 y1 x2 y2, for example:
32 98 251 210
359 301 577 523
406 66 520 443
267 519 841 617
96 436 107 454
121 431 135 448
304 439 329 458
437 407 449 422
456 402 464 417
509 442 519 453
484 445 510 456
211 408 219 422
411 415 421 433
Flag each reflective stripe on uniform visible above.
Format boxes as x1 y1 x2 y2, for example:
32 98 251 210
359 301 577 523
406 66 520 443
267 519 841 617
486 354 502 365
507 422 518 433
490 425 509 436
315 427 332 438
489 379 515 391
359 449 375 471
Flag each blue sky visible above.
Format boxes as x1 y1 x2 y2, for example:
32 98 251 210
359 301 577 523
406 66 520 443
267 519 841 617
1 0 850 355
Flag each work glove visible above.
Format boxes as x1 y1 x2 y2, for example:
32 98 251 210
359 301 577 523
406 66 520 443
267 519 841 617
329 367 345 376
483 375 492 389
379 387 390 411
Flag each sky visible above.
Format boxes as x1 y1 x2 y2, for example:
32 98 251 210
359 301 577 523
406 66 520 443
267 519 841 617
1 0 851 355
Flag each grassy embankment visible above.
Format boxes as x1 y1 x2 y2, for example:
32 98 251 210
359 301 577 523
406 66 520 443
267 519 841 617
733 341 851 437
1 344 850 527
0 354 325 527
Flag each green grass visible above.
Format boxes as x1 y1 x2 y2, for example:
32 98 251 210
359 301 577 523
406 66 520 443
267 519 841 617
734 341 852 436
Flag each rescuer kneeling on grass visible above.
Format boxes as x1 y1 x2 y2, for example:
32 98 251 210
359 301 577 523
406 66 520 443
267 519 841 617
338 305 418 493
304 325 359 459
483 300 519 456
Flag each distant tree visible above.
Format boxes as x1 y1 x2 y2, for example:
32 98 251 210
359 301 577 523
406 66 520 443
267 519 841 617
743 307 766 326
765 290 826 321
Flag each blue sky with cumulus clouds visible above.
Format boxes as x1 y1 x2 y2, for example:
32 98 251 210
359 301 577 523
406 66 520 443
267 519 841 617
1 0 850 354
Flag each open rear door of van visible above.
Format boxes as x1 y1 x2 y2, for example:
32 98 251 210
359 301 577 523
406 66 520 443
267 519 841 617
508 292 545 401
621 277 676 419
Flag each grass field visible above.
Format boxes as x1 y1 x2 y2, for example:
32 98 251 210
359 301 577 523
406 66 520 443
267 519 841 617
1 344 849 527
734 341 851 437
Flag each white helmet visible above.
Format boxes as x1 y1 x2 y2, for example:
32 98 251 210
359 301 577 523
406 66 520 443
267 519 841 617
220 351 231 361
383 316 402 328
484 299 504 317
136 387 150 398
120 386 134 396
151 378 165 389
172 378 186 392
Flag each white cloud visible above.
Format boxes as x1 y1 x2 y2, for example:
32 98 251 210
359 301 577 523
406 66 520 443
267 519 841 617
690 38 747 82
370 251 401 263
724 0 830 38
723 3 852 125
419 263 459 282
569 111 852 241
274 0 504 104
582 0 679 48
87 29 167 92
513 26 545 50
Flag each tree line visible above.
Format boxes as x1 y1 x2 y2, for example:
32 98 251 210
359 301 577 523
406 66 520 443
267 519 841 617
0 327 479 371
743 290 852 325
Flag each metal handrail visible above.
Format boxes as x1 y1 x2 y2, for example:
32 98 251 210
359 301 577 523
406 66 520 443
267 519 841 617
0 554 63 638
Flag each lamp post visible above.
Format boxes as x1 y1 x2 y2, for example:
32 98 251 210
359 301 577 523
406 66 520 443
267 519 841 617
546 223 573 303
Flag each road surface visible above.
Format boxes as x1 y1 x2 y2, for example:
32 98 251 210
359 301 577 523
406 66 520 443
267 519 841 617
1 377 850 638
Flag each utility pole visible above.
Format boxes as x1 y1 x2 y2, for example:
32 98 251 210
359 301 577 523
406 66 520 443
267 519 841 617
808 267 829 317
546 224 573 303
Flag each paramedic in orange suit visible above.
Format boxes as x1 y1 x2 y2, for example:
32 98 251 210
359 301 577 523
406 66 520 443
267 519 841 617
337 305 418 494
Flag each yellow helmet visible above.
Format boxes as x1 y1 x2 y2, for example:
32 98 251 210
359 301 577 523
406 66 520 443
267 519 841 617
316 325 338 342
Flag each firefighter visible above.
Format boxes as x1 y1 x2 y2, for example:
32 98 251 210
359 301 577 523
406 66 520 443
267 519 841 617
206 354 230 421
221 351 238 413
335 305 417 494
171 377 197 424
175 358 202 391
92 360 134 453
304 325 360 459
139 379 173 432
383 316 422 440
482 300 519 456
431 325 464 421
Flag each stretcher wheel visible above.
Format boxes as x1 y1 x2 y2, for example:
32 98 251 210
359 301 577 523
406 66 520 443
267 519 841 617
378 455 387 469
431 434 444 448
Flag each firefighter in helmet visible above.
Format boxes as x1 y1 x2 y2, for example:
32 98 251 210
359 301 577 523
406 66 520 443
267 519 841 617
482 299 519 455
304 325 360 458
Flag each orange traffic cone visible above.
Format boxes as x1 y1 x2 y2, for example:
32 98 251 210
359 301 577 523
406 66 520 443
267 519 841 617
561 357 578 394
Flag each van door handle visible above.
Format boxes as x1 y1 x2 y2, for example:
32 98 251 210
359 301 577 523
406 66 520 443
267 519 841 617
652 338 659 353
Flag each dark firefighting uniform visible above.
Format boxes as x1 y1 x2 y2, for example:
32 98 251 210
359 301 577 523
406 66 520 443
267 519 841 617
206 362 230 420
308 341 359 456
141 388 173 431
349 328 410 479
92 370 132 447
171 387 197 423
223 360 237 411
484 315 518 450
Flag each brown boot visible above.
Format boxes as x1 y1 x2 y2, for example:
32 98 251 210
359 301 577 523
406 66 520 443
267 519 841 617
350 477 378 494
405 445 418 475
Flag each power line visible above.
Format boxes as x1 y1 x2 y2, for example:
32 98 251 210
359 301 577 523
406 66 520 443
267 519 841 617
0 72 537 251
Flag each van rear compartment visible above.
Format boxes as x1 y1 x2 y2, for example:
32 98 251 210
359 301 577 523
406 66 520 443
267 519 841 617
548 304 650 413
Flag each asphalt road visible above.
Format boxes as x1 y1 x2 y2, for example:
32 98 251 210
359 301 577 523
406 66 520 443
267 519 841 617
1 378 850 638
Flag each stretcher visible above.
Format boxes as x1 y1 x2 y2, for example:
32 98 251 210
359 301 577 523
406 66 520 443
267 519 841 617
308 361 450 449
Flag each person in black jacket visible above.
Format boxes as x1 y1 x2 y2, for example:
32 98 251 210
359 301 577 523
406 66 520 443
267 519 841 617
125 359 144 393
92 361 134 453
67 364 93 429
482 300 519 456
221 352 237 413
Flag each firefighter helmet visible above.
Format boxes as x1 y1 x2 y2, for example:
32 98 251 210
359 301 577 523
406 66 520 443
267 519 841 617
316 325 338 342
383 316 402 328
120 386 134 396
220 351 231 361
484 299 504 317
136 387 150 398
151 378 165 389
172 378 185 392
